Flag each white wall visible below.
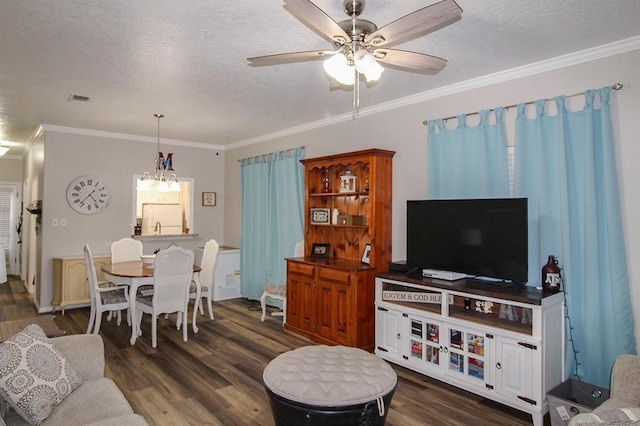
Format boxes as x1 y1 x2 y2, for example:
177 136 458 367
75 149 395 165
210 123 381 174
0 157 23 181
224 49 640 350
37 129 224 311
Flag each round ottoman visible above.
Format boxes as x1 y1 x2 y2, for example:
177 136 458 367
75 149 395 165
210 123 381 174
263 345 397 425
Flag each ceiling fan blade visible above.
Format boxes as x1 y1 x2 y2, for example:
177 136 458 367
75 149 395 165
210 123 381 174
284 0 351 45
365 0 462 47
248 50 333 66
374 49 447 74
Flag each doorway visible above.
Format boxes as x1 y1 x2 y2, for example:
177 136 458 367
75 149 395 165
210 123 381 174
0 182 20 278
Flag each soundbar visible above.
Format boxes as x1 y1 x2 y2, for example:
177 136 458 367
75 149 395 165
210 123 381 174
422 269 467 281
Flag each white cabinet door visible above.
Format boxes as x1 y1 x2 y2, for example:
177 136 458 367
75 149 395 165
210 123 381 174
494 335 536 404
406 315 445 372
375 305 405 361
443 324 489 390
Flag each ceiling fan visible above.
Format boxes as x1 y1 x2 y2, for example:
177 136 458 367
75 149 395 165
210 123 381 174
248 0 463 91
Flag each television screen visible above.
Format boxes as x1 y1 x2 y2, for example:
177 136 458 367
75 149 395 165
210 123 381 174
406 198 528 284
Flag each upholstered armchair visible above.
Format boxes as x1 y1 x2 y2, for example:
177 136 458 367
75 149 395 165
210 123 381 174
568 354 640 425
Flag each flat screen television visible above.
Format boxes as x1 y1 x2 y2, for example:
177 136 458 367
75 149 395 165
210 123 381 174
406 198 528 284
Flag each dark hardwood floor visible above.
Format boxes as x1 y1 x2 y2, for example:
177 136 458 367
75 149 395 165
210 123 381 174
0 276 544 425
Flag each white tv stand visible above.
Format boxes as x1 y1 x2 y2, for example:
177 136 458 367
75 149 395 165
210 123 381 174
375 272 564 426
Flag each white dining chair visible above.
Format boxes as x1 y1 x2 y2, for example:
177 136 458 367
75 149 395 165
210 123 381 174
110 236 150 290
110 237 143 286
110 237 143 263
135 246 194 348
260 240 304 325
188 239 219 320
84 244 130 334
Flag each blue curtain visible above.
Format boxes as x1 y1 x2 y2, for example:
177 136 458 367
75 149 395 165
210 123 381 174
240 147 305 302
427 108 509 199
514 88 636 387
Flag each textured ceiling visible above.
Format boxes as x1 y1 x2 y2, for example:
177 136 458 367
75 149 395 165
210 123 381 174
1 0 639 156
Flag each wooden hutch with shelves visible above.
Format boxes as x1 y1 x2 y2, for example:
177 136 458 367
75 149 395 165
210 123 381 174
285 148 395 351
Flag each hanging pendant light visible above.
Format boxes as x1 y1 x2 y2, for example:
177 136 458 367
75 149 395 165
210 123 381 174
137 113 181 192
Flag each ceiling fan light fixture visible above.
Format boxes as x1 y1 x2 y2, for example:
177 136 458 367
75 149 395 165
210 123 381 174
354 49 384 82
323 53 347 76
323 53 355 86
249 0 463 110
335 65 356 86
363 66 383 82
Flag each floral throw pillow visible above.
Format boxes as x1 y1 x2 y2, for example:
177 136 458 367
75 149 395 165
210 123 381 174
0 324 82 425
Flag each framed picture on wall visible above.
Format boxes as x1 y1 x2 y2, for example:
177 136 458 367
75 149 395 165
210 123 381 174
202 192 216 206
361 243 371 264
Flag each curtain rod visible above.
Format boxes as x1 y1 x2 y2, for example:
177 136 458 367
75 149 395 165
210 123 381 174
422 83 623 126
238 146 305 163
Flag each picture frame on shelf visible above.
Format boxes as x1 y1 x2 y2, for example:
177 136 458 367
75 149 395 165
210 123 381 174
361 243 371 264
310 208 330 225
311 243 331 258
202 192 216 206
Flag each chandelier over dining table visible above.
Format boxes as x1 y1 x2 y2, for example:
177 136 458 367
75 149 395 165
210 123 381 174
137 113 180 192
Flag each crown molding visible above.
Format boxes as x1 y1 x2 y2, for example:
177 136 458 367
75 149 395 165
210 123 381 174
228 35 640 149
40 124 224 151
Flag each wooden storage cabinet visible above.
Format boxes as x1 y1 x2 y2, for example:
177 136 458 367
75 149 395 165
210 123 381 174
52 255 110 312
286 149 394 350
374 273 564 426
287 258 376 349
287 261 316 332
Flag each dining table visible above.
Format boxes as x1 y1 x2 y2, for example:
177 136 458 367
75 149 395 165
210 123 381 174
101 260 202 345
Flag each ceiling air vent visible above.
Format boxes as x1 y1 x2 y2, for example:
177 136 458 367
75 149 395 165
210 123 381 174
67 94 90 103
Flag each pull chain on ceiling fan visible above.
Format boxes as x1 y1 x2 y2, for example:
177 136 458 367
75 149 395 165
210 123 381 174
248 0 463 113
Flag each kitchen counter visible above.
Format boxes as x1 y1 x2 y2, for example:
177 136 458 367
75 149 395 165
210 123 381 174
132 233 199 242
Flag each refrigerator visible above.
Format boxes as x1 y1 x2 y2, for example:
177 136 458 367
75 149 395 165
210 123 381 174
141 204 183 235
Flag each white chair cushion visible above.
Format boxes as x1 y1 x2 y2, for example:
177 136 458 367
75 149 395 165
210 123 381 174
100 288 128 305
136 295 153 307
264 285 286 297
0 325 83 425
189 282 208 293
569 408 640 425
263 345 397 407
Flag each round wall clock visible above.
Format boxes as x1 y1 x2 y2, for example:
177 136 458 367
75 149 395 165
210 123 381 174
66 175 111 214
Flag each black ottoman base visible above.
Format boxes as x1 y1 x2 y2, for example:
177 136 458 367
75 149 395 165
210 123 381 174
265 386 396 426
